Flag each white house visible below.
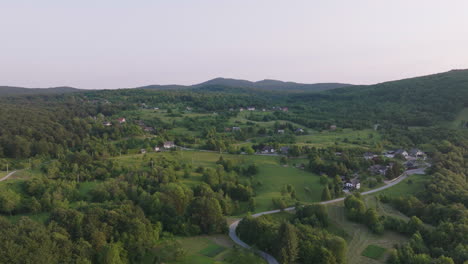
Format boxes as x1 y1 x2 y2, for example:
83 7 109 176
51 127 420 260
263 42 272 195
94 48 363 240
247 107 255 111
163 141 175 149
277 129 285 134
260 146 275 154
154 146 161 152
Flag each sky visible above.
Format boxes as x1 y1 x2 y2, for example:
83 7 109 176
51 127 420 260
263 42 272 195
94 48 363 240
1 0 468 89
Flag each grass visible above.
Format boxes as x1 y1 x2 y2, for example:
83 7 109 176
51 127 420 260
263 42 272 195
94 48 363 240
362 245 387 260
295 128 381 148
326 202 407 264
447 107 468 129
168 235 265 264
78 181 101 199
175 151 322 212
6 212 50 224
113 150 323 214
199 244 226 257
379 174 429 198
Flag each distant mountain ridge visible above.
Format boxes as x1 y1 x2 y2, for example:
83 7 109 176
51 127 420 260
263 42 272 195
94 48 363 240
0 86 81 96
138 77 353 92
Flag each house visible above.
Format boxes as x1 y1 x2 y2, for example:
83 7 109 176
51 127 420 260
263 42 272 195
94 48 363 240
395 149 409 158
239 107 244 112
144 127 155 132
405 160 418 169
330 125 337 131
295 128 304 133
343 177 360 190
186 106 193 111
384 150 395 158
163 141 175 149
102 121 112 127
351 178 361 189
260 146 275 154
117 117 126 124
140 149 147 154
281 107 289 112
369 165 388 175
224 127 232 132
280 146 290 154
262 108 266 112
247 107 255 111
154 146 161 152
363 152 377 160
277 129 285 134
232 127 241 131
153 107 159 110
409 148 425 159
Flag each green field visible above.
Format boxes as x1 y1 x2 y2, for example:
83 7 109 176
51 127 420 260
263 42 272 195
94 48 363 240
326 202 407 264
199 243 226 257
114 150 322 213
362 245 387 260
379 174 429 198
6 212 50 224
78 181 102 199
448 107 468 129
295 128 381 148
168 235 265 264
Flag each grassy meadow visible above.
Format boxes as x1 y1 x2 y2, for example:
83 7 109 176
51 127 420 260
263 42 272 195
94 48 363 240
164 235 266 264
326 202 407 264
114 150 322 213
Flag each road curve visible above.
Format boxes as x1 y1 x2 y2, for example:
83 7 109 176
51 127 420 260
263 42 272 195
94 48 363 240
228 167 426 264
0 171 17 182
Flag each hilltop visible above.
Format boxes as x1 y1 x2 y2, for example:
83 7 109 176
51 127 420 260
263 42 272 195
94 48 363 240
0 86 81 96
137 77 352 92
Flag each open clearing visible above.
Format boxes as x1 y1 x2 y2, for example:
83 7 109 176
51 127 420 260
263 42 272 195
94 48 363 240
114 150 322 213
448 107 468 129
378 173 429 198
326 202 407 264
362 245 387 260
295 128 381 148
168 235 266 264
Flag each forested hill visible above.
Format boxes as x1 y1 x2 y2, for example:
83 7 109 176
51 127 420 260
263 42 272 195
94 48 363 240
193 78 352 92
136 78 352 92
0 86 81 96
288 69 468 126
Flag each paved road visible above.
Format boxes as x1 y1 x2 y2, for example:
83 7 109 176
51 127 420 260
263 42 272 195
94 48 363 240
228 167 427 264
0 171 17 182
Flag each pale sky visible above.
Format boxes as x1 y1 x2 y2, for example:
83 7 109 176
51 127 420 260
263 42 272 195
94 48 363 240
1 0 468 89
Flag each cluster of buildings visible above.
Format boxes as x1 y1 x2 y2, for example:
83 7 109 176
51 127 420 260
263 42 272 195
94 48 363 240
140 141 175 154
232 106 289 112
383 148 426 160
257 146 290 155
341 175 361 190
101 117 126 127
136 120 155 133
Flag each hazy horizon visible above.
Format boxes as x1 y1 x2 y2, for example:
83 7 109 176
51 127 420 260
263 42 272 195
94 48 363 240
1 0 468 89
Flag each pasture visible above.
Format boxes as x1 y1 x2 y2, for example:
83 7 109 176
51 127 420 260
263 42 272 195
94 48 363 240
326 202 407 264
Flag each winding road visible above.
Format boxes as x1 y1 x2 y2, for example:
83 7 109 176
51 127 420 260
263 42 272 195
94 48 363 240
0 171 17 182
228 167 427 264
